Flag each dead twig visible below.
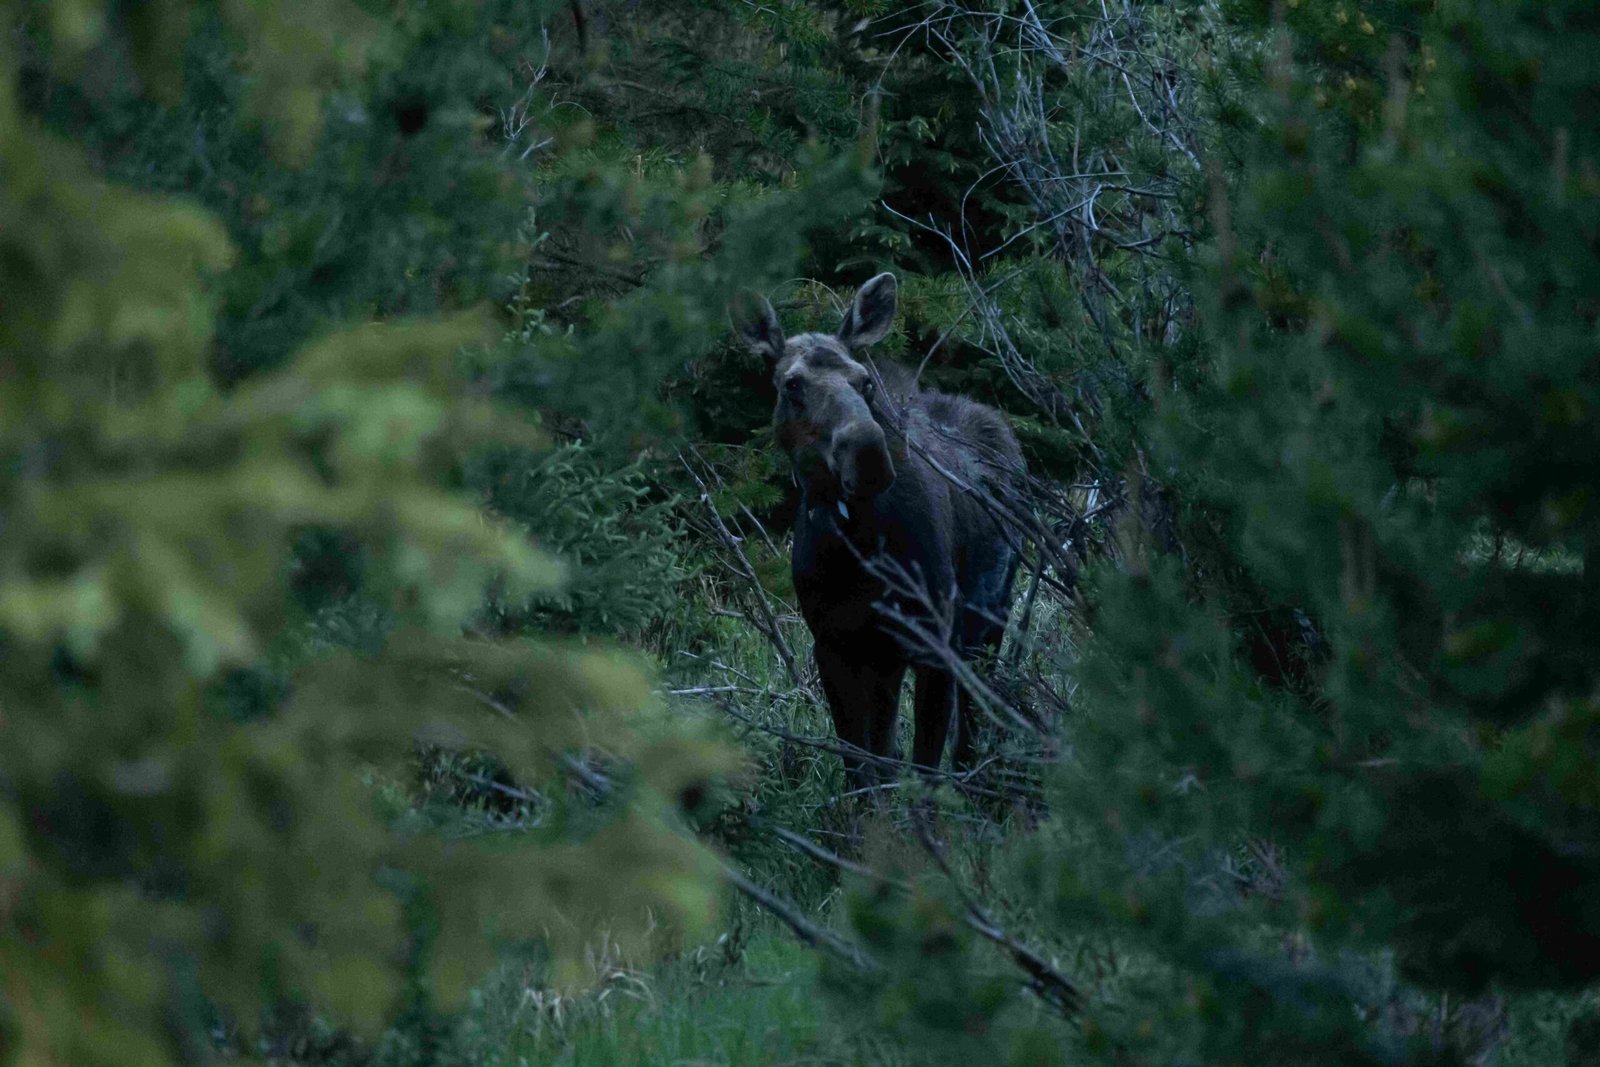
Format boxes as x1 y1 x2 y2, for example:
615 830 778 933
767 819 1083 1018
910 808 1082 1016
719 858 877 971
678 448 805 690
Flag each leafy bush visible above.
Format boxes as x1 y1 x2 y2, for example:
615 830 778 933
476 444 692 639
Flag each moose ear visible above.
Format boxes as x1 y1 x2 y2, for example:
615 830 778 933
837 272 897 351
731 290 786 363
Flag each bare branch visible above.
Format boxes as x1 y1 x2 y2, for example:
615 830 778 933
720 858 878 971
911 809 1082 1015
678 448 806 690
767 820 1083 1018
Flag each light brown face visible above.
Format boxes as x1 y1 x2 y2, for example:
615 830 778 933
734 273 901 509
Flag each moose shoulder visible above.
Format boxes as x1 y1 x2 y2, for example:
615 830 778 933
733 273 1025 786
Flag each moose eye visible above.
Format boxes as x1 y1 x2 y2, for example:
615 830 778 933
860 377 876 402
783 377 806 404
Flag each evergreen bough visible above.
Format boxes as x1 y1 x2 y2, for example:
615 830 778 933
0 0 878 1058
1056 0 1600 1059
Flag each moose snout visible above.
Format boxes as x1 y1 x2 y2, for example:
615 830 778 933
831 421 895 500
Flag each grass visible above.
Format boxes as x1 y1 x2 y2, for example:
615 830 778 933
506 923 888 1067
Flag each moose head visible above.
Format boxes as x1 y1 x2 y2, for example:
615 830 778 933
734 273 900 517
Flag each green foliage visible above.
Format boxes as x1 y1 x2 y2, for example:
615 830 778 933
0 0 871 1058
1041 0 1600 1059
13 0 1596 1061
0 6 537 1056
22 3 543 386
475 443 691 638
827 875 1067 1067
510 142 878 446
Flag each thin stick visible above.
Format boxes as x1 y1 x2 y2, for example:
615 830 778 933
719 859 876 971
768 821 1083 1017
911 810 1082 1015
678 448 804 689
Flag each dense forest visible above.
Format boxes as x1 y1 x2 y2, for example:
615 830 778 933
3 0 1598 1063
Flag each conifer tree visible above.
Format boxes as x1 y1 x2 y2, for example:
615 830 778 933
1049 0 1600 1059
0 1 876 1059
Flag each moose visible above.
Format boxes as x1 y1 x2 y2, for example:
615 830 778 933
735 273 1025 787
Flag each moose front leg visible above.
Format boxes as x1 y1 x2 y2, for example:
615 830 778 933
815 642 879 790
864 662 908 769
911 665 956 772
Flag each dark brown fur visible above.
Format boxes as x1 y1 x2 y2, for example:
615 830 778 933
735 275 1024 785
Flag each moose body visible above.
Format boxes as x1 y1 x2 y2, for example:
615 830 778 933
737 274 1024 785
